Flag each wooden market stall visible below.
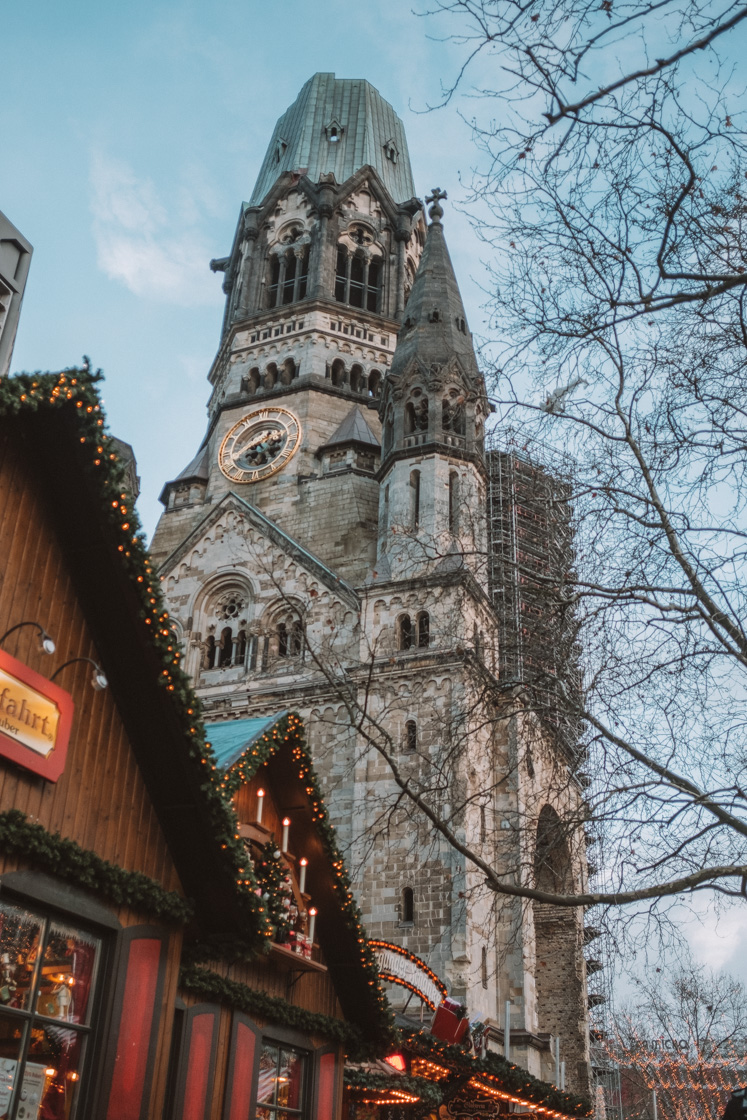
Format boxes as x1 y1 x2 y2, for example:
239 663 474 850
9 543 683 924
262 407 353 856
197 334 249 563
0 367 393 1120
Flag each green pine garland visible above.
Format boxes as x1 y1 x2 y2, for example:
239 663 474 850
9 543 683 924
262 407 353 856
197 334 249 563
180 963 361 1048
343 1068 444 1110
0 810 193 925
402 1028 592 1116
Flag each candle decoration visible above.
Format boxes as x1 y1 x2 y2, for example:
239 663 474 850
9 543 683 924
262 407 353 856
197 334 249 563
308 907 317 943
299 857 308 893
256 788 265 824
281 817 291 852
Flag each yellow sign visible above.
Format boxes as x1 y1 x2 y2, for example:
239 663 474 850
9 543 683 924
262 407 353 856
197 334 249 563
0 664 60 757
0 649 73 782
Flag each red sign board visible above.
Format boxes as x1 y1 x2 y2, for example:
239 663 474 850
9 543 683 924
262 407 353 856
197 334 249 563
0 649 74 782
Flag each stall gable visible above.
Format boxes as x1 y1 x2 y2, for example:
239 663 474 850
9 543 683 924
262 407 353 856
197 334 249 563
0 428 183 896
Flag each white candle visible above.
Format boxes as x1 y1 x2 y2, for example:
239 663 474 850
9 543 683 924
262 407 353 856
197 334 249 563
308 907 317 943
299 858 308 893
281 817 291 852
256 788 265 824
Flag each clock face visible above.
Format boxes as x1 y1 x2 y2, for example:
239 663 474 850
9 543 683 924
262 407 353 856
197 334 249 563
218 407 302 483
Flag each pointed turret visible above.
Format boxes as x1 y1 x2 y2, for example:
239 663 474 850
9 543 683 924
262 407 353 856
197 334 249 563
376 192 489 583
387 190 478 384
380 191 488 468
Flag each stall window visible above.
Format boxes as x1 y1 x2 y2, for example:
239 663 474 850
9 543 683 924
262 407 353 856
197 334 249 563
0 900 102 1120
256 1042 308 1120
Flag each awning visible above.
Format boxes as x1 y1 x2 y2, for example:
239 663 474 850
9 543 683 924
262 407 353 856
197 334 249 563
204 712 288 770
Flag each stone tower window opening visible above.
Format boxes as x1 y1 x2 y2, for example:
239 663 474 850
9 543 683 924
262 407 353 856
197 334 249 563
267 227 309 309
400 886 414 924
405 719 417 751
405 394 428 436
368 369 382 398
481 946 488 989
416 611 430 648
267 604 305 662
409 470 420 529
442 392 466 437
448 471 460 534
397 614 413 652
383 138 398 164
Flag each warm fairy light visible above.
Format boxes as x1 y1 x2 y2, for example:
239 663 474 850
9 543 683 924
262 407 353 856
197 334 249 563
411 1058 450 1080
45 1068 57 1078
68 1072 79 1082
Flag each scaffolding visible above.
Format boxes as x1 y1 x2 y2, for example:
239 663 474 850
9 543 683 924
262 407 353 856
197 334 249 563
485 428 581 759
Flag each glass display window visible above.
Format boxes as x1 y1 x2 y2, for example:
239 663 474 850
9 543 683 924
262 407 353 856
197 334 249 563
0 901 101 1120
256 1042 307 1120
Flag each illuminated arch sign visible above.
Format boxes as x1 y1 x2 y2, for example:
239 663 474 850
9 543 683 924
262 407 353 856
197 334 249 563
370 940 447 1011
0 649 74 782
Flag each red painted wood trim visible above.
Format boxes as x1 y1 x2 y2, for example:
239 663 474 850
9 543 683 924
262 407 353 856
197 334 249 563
316 1051 336 1119
182 1012 216 1120
105 937 162 1120
226 1020 256 1120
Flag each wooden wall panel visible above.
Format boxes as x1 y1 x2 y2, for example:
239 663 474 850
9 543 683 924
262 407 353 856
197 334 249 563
0 432 183 896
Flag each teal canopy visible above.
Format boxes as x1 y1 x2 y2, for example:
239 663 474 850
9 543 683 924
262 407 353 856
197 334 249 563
204 712 288 771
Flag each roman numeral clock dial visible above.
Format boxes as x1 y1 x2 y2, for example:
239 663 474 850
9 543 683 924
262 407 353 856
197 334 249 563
218 407 302 483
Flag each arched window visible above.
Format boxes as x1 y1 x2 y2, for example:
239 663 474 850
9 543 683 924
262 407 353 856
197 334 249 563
264 363 277 390
349 364 364 393
401 887 414 924
290 619 304 657
218 626 233 667
405 719 417 751
416 611 430 649
330 359 345 388
409 470 420 529
334 227 382 310
248 367 260 394
406 396 428 434
442 392 465 435
449 471 459 534
236 629 248 666
205 634 216 669
277 621 289 657
280 358 296 385
268 230 309 308
368 370 382 398
397 614 413 652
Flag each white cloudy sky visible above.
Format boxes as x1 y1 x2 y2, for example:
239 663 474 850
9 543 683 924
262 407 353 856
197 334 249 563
3 0 745 991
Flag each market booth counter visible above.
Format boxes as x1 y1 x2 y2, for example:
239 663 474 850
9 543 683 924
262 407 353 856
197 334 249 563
0 368 393 1120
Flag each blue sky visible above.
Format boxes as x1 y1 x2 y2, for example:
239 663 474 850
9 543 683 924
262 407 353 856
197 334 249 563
3 0 485 533
4 0 745 987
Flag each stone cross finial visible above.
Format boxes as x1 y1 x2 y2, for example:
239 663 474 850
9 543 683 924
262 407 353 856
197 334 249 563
425 188 447 223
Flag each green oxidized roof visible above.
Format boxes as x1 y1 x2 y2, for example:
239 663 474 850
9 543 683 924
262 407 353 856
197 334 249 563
249 73 417 206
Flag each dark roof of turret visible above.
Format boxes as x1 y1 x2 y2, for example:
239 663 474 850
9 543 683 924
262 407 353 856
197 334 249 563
388 197 479 382
249 74 416 206
321 406 380 451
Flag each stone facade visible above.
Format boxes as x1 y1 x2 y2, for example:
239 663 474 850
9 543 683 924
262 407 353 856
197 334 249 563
150 73 591 1092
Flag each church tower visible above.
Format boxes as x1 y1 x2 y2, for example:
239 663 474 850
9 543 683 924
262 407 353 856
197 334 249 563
151 74 590 1094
